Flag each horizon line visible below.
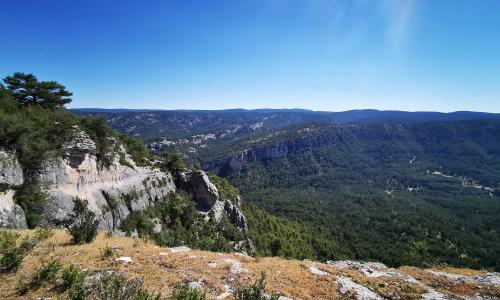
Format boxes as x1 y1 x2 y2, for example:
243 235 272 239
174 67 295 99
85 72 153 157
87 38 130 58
69 107 500 114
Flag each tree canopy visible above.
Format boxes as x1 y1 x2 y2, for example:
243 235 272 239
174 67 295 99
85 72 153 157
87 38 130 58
3 72 72 108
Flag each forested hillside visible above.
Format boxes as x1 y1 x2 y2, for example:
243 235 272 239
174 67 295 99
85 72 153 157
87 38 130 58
79 107 500 271
202 122 500 270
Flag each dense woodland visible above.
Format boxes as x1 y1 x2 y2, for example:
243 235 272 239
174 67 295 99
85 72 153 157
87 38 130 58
205 123 500 270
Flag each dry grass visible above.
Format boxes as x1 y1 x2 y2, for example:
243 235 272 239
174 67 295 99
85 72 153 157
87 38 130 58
0 230 498 300
398 266 500 298
0 230 340 299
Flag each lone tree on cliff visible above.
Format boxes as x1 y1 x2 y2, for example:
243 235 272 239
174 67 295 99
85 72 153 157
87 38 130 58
3 72 72 108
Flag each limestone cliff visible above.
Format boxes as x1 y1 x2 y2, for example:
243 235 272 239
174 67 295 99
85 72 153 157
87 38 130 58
0 149 27 228
35 126 176 232
0 126 249 236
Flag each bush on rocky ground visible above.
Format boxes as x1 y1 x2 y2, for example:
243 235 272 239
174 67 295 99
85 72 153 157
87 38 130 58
0 230 39 274
170 285 206 300
65 198 99 244
234 272 279 300
17 259 62 295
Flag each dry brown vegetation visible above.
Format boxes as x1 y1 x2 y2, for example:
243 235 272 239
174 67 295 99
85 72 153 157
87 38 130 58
1 230 499 300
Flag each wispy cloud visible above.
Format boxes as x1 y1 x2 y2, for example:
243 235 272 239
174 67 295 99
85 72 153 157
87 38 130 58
383 0 416 50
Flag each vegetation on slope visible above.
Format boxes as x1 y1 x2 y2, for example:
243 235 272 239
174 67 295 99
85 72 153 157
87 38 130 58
1 230 499 300
119 192 246 253
205 123 500 270
0 73 152 227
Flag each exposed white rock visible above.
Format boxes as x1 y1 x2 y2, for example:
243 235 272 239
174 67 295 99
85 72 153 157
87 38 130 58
216 285 232 299
328 260 387 270
188 280 204 289
0 150 27 228
0 190 27 228
421 287 449 300
327 260 396 278
308 266 329 276
36 127 176 231
223 258 250 274
151 217 162 234
115 256 132 264
427 269 500 286
336 276 383 300
170 246 190 253
0 150 23 186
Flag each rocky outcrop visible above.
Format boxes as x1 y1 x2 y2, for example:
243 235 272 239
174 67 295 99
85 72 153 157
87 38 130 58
36 127 176 231
0 127 249 241
0 150 27 228
224 200 248 232
202 136 322 172
0 150 24 187
180 170 248 232
0 190 27 228
180 170 219 211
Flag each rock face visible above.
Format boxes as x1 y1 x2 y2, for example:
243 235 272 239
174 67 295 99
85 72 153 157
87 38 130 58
35 127 176 231
0 127 250 243
0 190 28 228
181 170 219 211
202 136 320 172
0 150 27 228
0 150 24 186
180 170 248 232
224 201 248 232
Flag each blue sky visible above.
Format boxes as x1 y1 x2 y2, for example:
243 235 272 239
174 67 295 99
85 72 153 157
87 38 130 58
1 0 500 112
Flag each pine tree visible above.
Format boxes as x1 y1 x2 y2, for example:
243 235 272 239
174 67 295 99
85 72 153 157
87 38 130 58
3 72 72 108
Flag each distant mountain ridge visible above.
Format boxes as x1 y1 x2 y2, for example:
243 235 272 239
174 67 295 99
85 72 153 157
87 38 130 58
71 108 500 142
72 107 500 122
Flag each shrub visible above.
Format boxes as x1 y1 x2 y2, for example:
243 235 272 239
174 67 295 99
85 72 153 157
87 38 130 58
34 227 55 241
208 175 239 202
133 288 162 300
65 198 99 244
120 134 152 167
60 264 87 300
88 271 143 300
234 272 279 300
0 231 38 274
17 259 62 295
101 244 116 260
158 152 186 180
0 230 18 251
14 183 49 228
170 285 206 300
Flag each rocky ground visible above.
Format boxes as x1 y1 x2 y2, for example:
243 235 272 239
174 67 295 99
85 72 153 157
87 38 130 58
1 230 499 300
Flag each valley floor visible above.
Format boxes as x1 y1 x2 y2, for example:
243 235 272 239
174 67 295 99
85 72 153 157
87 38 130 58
1 230 499 299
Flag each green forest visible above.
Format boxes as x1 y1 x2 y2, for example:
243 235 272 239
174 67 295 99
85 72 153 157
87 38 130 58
206 123 500 270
